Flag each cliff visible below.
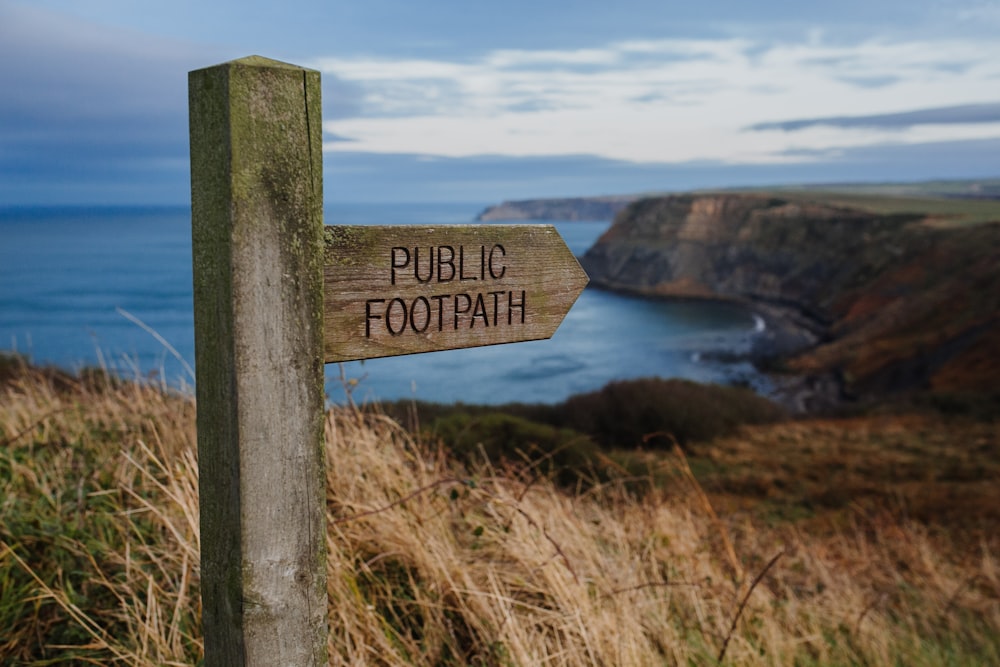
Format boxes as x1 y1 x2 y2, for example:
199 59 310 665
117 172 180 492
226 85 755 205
476 196 637 221
580 193 1000 402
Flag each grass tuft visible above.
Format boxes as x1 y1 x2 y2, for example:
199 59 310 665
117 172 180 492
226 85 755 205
1 359 998 664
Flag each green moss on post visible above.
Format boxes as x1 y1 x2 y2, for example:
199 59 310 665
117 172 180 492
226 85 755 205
189 56 327 666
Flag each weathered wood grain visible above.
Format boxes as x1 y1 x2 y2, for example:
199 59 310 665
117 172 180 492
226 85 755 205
189 55 327 667
323 225 589 362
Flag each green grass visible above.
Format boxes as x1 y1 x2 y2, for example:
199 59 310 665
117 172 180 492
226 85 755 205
0 355 201 665
714 180 1000 226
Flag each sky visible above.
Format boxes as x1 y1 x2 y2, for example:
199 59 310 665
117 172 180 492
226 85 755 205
1 0 999 205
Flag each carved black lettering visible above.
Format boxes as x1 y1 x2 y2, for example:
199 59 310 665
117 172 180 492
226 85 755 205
365 299 386 337
489 244 506 279
437 246 455 282
391 247 410 285
480 245 486 280
386 297 408 336
410 296 431 333
430 294 449 331
508 290 525 325
488 290 504 324
453 293 471 329
459 245 477 281
414 247 434 283
470 293 489 328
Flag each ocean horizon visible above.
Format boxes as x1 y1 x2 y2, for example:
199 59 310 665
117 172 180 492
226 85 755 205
1 203 770 405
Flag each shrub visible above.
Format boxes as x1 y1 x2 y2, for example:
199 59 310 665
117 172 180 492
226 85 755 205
424 411 600 485
381 378 785 462
552 378 785 449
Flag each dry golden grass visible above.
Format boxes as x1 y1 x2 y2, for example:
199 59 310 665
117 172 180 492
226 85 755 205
2 358 998 665
0 360 200 664
687 415 1000 545
326 410 1000 665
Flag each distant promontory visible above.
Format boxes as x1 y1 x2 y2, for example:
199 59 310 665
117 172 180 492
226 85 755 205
476 196 637 221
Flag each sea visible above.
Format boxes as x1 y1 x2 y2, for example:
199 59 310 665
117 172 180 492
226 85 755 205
0 203 771 405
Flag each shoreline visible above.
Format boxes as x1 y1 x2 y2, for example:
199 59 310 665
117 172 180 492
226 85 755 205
582 281 845 413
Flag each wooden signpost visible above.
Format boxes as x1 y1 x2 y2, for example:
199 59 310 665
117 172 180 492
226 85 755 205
189 56 587 666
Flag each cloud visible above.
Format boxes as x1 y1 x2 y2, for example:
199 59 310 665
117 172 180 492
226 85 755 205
749 102 1000 132
315 35 1000 166
835 75 901 89
322 138 1000 203
322 74 368 120
0 5 222 204
0 6 211 119
956 3 1000 25
3 3 999 205
324 132 357 143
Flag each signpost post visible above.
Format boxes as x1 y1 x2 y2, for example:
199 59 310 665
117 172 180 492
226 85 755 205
190 56 587 666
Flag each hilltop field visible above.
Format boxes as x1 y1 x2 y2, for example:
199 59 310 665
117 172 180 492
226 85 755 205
2 356 999 665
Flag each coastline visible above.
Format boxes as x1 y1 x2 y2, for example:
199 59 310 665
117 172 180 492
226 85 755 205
583 281 844 413
576 191 1000 411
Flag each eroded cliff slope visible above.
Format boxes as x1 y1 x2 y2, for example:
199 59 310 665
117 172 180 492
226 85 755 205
581 193 1000 399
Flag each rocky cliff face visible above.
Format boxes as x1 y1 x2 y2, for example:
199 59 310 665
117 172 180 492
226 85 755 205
581 194 1000 402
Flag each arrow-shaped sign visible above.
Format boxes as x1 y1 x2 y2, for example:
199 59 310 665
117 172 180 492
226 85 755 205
323 225 589 362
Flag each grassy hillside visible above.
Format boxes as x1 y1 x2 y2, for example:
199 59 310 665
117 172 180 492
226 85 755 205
723 179 1000 226
753 191 1000 227
2 358 999 664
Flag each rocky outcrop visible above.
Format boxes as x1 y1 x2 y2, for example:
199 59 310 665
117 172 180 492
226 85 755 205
581 193 1000 402
476 196 637 221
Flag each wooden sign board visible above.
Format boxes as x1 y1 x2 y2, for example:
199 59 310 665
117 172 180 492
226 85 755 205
324 225 589 362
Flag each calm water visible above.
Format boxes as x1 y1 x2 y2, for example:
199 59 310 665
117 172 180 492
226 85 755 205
0 203 768 404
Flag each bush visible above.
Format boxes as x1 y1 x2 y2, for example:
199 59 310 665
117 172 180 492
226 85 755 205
551 378 785 449
424 411 600 486
379 378 785 466
909 390 1000 421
